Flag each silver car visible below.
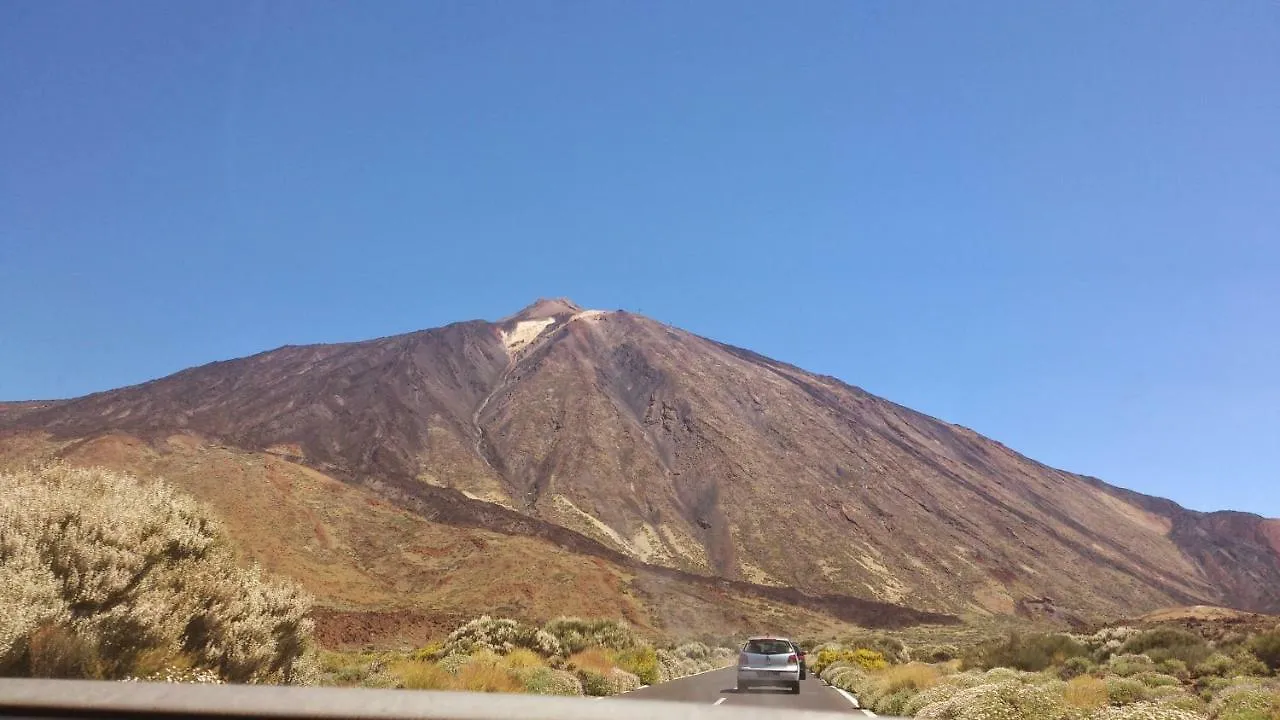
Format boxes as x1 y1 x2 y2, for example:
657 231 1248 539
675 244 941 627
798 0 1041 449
736 636 801 694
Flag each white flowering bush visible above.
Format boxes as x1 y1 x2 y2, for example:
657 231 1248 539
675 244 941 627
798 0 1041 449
656 642 734 682
0 465 315 683
542 617 638 655
915 680 1075 720
1208 682 1280 720
442 616 562 658
124 667 226 684
1091 701 1205 720
517 667 583 696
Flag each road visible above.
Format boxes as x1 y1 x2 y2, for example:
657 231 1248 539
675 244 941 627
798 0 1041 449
616 667 898 717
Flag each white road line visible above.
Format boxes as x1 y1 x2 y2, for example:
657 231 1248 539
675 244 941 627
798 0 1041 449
713 698 727 706
862 711 877 718
833 686 862 709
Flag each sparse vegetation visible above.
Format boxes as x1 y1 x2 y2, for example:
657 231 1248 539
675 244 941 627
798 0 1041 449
0 464 316 684
814 619 1280 719
314 614 729 697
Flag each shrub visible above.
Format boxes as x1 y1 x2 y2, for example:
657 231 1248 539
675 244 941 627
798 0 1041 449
1108 676 1154 706
1209 683 1280 720
854 649 889 671
0 465 315 684
916 680 1074 720
904 681 976 716
654 642 733 682
443 617 562 658
1136 672 1183 688
1159 659 1190 679
1110 654 1159 678
1065 675 1110 709
518 666 583 696
968 633 1088 672
1121 629 1212 668
456 659 522 693
613 645 658 686
503 649 545 670
542 618 636 655
25 625 102 679
1251 631 1280 673
568 648 615 675
1198 654 1238 678
394 660 455 690
916 645 961 663
1094 701 1206 720
883 663 941 693
1060 656 1098 680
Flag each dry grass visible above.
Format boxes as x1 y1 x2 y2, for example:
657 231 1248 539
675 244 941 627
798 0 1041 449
456 661 522 693
503 649 545 670
1064 676 1109 709
394 661 455 690
879 662 941 693
568 648 617 674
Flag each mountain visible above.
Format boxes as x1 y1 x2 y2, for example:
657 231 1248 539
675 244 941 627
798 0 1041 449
3 298 1278 635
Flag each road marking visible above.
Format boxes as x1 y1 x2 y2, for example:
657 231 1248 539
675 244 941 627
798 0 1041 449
862 711 877 718
832 686 862 709
714 698 726 706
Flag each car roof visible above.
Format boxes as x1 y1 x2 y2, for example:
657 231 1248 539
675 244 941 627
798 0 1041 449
746 636 792 641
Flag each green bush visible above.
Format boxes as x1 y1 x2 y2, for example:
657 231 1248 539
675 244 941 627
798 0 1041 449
1110 654 1159 677
839 634 908 664
1136 672 1183 688
1209 683 1280 720
1250 632 1280 673
576 667 639 696
518 667 583 696
1059 656 1097 680
916 644 960 663
1159 658 1191 679
1121 629 1212 668
968 633 1088 672
1108 676 1154 706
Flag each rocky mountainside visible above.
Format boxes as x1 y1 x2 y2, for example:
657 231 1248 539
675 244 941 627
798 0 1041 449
4 298 1278 624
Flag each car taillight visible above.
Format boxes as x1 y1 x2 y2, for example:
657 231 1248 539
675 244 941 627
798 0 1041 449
788 653 798 664
738 652 749 666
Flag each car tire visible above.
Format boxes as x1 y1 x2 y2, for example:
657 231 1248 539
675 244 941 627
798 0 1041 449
737 682 749 693
790 681 801 694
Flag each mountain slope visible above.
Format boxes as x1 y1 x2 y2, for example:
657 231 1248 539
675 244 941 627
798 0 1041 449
4 299 1278 620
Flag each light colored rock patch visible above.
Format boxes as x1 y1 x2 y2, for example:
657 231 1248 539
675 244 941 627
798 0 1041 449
740 561 782 586
570 310 607 323
630 523 671 563
1094 489 1173 535
502 318 557 353
660 523 710 569
552 494 636 554
460 488 517 510
857 553 908 603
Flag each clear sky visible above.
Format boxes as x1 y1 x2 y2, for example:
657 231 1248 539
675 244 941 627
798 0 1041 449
2 2 1277 517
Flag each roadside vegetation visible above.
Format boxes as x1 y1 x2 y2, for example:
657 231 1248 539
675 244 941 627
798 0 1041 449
317 615 735 696
0 464 316 684
816 625 1280 720
0 463 732 694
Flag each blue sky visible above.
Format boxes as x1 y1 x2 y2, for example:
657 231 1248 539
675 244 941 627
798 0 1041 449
2 1 1277 517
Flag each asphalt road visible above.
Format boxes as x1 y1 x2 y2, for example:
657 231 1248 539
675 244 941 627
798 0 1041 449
617 667 892 716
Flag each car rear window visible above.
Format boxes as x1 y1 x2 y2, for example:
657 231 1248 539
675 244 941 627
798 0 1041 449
745 639 793 655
